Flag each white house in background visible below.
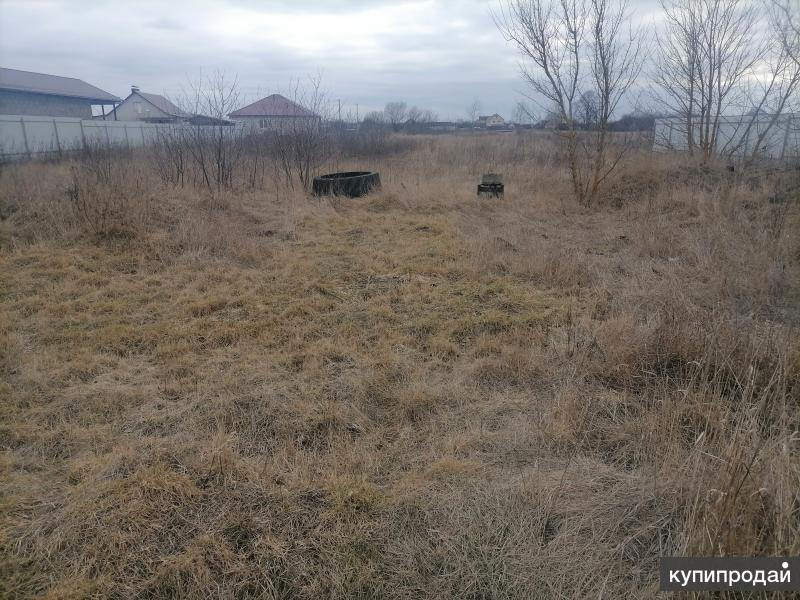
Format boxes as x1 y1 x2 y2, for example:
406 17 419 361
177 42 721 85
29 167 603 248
477 113 505 128
107 86 192 123
228 94 320 130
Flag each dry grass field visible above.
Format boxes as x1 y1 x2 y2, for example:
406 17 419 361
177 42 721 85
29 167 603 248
1 133 799 598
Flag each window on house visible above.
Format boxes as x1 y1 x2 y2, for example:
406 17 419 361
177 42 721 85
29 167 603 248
134 102 142 115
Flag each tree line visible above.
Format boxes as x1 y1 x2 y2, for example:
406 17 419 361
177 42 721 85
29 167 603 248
362 102 440 132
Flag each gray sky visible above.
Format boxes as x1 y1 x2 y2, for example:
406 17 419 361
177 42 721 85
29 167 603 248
0 0 661 120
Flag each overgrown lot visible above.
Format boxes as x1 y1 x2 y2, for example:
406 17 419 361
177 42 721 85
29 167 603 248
1 133 798 598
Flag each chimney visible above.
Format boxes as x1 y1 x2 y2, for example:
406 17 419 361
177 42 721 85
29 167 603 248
131 85 140 94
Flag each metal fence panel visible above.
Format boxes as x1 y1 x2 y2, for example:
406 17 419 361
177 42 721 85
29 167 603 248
653 114 799 160
0 114 240 159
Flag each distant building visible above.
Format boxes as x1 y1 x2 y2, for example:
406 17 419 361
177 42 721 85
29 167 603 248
477 113 505 128
0 67 120 118
228 94 320 130
427 121 457 132
108 87 191 123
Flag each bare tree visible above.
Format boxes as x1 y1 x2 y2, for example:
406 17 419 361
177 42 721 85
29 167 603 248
576 90 599 129
467 97 482 124
421 108 438 123
362 110 386 129
776 0 800 58
495 0 644 206
652 0 701 154
653 0 770 161
731 12 800 162
725 0 800 162
384 101 408 131
406 105 423 125
512 100 536 125
404 106 439 132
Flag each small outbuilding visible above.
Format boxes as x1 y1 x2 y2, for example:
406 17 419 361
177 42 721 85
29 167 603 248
0 67 120 118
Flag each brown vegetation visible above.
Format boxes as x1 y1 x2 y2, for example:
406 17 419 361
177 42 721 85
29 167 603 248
1 132 798 598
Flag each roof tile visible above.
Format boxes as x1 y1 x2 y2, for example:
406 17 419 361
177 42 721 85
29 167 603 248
135 91 191 118
229 94 318 118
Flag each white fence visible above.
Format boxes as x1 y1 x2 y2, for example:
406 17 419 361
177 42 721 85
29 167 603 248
653 114 800 160
0 114 232 159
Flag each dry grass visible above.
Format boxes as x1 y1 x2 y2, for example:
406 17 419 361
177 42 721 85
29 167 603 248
1 132 798 598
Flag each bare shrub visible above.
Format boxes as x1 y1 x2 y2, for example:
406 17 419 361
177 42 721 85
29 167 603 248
270 74 332 189
151 126 187 187
64 143 152 237
495 0 645 206
331 128 417 160
180 71 246 195
240 130 274 190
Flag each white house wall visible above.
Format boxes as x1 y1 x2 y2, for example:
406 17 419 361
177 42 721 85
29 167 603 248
231 116 320 132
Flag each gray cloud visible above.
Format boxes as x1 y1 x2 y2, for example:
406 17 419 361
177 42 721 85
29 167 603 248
0 0 660 119
145 18 186 31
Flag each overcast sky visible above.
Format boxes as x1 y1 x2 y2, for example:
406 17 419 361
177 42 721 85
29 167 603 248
0 0 662 120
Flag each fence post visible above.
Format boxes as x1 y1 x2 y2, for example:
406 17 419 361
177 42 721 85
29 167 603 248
780 115 792 160
52 118 62 156
104 122 111 146
742 122 751 159
124 124 130 149
19 117 31 159
79 119 87 151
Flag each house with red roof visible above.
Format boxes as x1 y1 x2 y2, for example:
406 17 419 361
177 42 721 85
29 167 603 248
228 94 320 131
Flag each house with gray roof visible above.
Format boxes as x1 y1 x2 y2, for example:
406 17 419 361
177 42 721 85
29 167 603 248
108 86 191 123
0 67 120 118
107 86 234 126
